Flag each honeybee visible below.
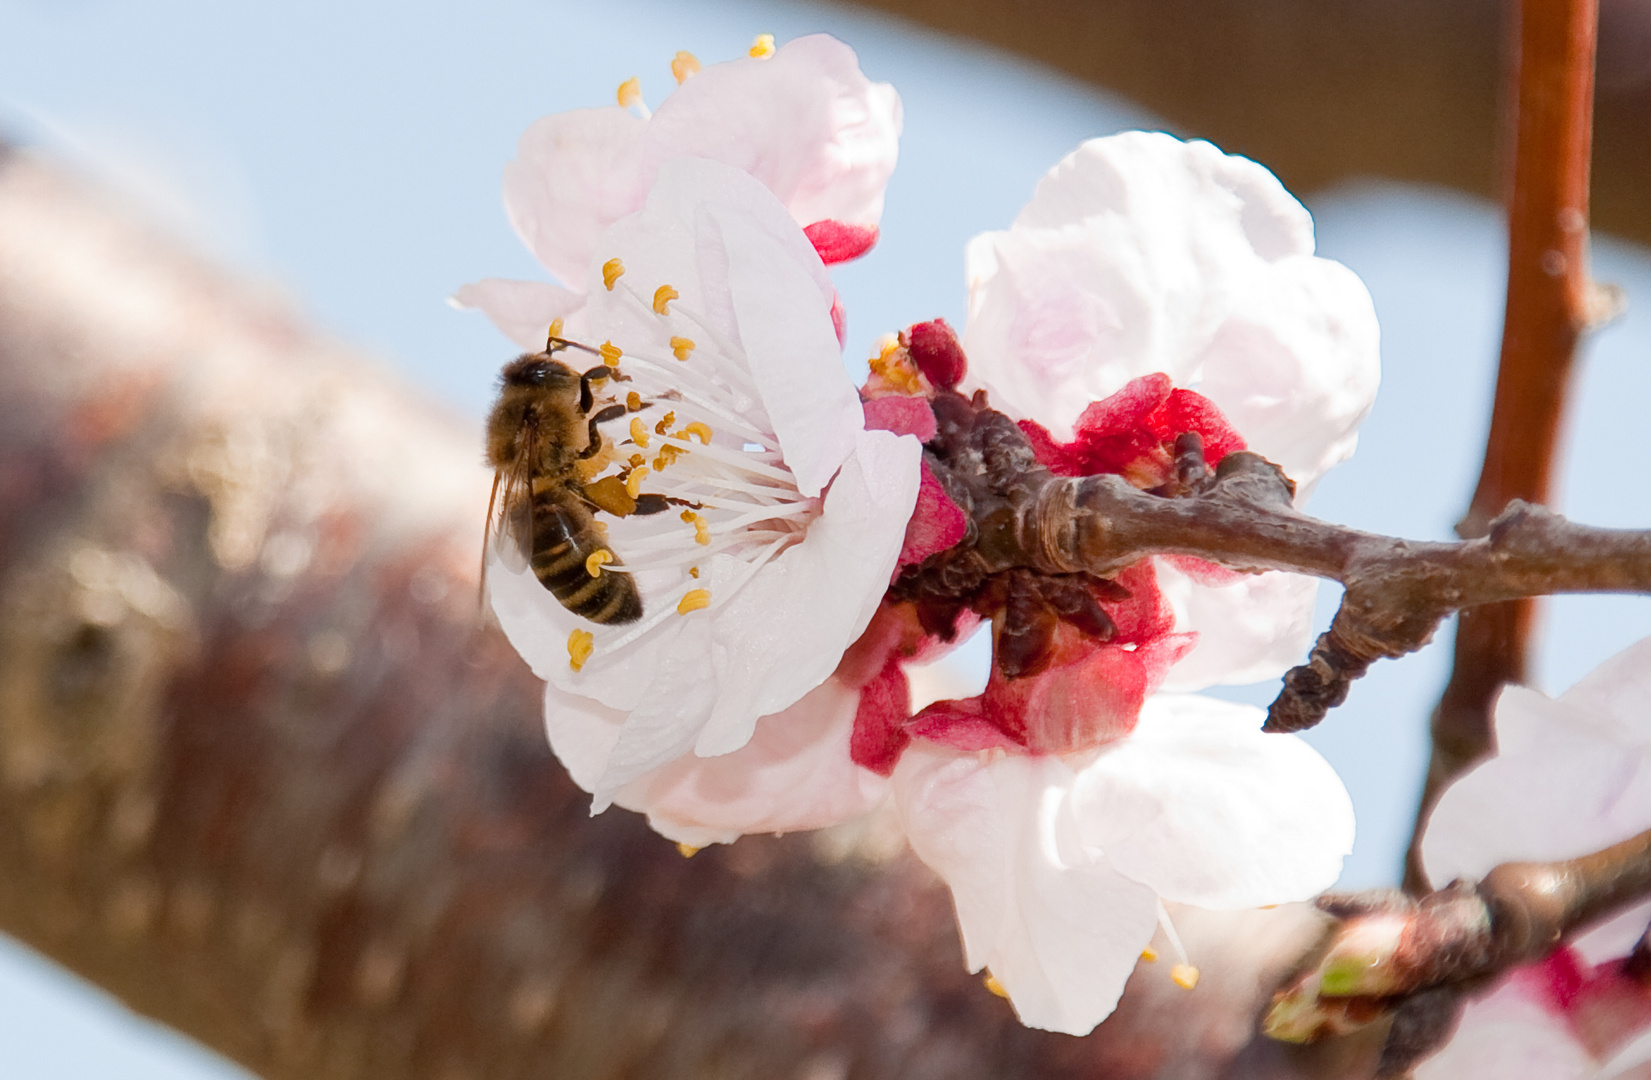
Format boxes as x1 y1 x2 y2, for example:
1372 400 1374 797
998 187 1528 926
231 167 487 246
483 341 669 625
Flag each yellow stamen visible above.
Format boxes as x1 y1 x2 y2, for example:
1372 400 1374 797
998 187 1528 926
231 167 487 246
688 566 699 579
616 76 643 109
653 444 684 471
591 520 608 537
682 421 713 445
675 842 700 858
1140 947 1158 963
630 417 651 448
681 509 712 545
654 410 676 435
749 33 775 58
677 588 711 614
1171 965 1200 990
625 465 648 498
627 453 645 468
652 284 679 315
545 317 564 347
983 973 1008 998
602 258 625 291
567 629 594 672
626 391 643 411
669 336 695 361
671 51 701 84
599 340 622 366
584 550 612 578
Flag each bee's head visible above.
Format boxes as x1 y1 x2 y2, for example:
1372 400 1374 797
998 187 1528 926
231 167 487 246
500 353 579 391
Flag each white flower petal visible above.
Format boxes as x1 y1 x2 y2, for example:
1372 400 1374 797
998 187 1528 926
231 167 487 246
1194 253 1380 491
620 676 889 847
1069 695 1353 908
692 428 921 757
449 277 587 350
504 106 649 288
1558 635 1651 753
1155 565 1318 691
893 744 1159 1035
1423 685 1651 885
644 35 901 229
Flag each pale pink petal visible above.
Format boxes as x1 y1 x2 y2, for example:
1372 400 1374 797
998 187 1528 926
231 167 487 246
1069 695 1353 908
1415 983 1593 1080
645 35 901 229
1422 685 1651 885
1557 636 1651 753
503 106 649 287
618 676 890 847
449 277 587 350
893 744 1159 1035
1155 564 1318 691
1195 254 1381 492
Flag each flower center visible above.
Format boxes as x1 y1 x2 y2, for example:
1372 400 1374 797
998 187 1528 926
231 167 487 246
557 270 821 665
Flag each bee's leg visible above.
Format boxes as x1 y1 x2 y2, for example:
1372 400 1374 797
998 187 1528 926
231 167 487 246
578 365 633 414
579 404 629 459
664 496 703 510
632 494 672 515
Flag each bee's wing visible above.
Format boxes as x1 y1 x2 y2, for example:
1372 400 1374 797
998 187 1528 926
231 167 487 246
478 426 538 607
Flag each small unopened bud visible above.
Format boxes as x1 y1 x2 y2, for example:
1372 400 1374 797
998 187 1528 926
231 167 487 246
1316 912 1409 996
902 318 967 389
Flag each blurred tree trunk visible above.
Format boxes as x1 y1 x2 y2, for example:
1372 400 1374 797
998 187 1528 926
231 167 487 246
0 148 1362 1079
852 0 1651 249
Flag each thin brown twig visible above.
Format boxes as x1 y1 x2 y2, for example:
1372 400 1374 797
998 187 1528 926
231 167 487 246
1405 0 1604 894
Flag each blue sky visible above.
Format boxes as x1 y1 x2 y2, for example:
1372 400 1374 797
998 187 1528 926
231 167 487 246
4 0 1651 1073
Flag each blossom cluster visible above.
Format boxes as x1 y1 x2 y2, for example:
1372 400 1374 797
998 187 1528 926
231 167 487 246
459 35 1378 1036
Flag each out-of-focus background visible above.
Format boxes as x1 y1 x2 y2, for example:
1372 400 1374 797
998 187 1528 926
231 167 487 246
3 0 1650 1074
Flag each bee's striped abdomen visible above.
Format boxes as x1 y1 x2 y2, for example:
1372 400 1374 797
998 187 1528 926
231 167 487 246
530 494 642 624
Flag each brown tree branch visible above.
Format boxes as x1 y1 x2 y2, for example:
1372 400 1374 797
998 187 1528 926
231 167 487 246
1264 827 1651 1076
1407 0 1608 894
911 409 1651 734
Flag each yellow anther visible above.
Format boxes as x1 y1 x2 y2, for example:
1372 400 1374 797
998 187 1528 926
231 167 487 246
677 588 711 614
655 410 676 435
567 629 594 672
599 340 622 366
653 444 685 471
683 421 713 445
584 550 612 578
630 417 651 448
983 973 1009 998
616 76 643 109
545 317 564 347
1171 965 1201 990
688 566 700 579
625 465 648 498
628 453 645 468
680 509 697 523
602 258 625 291
591 520 609 537
749 33 775 58
675 842 700 858
693 518 711 545
671 51 701 84
626 391 643 411
652 284 679 315
1140 947 1158 963
670 335 695 361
